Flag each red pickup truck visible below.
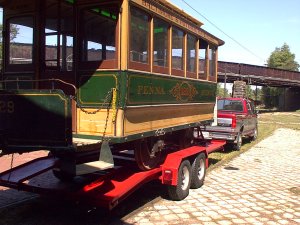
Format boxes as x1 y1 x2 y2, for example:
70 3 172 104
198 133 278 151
200 98 258 150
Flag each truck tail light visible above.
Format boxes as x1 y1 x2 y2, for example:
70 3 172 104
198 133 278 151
232 115 237 128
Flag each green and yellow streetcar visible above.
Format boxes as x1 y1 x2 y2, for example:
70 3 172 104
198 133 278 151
0 0 224 178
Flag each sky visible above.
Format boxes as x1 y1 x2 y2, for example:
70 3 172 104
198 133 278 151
171 0 300 66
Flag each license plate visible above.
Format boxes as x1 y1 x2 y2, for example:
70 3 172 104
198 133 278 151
202 131 210 139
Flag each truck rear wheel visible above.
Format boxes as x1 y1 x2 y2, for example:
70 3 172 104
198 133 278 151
233 132 242 150
250 127 258 141
167 160 191 200
190 153 206 189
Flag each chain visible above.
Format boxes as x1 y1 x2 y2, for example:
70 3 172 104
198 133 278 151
111 88 117 123
102 104 111 141
72 89 113 115
72 88 118 142
7 153 15 181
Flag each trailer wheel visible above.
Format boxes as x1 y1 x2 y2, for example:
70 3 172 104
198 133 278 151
190 153 206 189
167 160 191 200
52 169 74 182
135 138 162 171
233 132 242 150
48 152 74 181
178 128 194 149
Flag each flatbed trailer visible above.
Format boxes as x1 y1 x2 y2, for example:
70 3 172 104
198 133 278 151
0 140 225 210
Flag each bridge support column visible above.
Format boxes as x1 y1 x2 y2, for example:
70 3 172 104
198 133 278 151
280 87 300 111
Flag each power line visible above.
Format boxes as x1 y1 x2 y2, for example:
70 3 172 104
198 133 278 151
180 0 265 62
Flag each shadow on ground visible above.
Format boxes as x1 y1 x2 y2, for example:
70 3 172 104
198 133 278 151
0 180 166 225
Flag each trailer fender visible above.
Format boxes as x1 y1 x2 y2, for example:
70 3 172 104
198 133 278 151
160 146 207 186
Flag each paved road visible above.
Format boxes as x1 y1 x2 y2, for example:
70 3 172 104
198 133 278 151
0 151 47 208
0 129 299 225
123 128 300 225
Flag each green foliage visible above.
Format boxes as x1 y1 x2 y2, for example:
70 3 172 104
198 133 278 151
216 83 230 97
0 24 2 57
0 23 20 69
10 24 19 42
261 86 284 109
263 43 299 109
267 43 299 72
245 85 254 99
0 23 19 42
254 86 263 102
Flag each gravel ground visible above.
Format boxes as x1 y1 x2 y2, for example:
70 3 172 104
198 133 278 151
123 128 300 224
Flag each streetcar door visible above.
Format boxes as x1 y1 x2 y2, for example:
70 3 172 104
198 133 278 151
40 0 76 96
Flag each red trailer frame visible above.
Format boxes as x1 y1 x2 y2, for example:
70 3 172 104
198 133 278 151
0 140 225 209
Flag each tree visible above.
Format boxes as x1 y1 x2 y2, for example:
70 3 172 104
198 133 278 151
0 24 3 69
267 43 299 71
263 43 299 109
216 83 230 98
0 23 19 69
245 85 255 99
0 23 19 43
261 86 283 109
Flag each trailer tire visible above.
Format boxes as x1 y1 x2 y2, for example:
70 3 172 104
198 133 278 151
190 153 206 189
48 152 74 182
178 128 194 149
167 160 191 200
52 169 74 182
135 138 162 171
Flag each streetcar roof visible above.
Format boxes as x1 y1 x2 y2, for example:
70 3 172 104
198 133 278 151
160 0 204 27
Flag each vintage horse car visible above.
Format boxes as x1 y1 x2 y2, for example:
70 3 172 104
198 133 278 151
0 0 224 178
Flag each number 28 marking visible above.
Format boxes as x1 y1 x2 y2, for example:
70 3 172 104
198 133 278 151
0 101 15 113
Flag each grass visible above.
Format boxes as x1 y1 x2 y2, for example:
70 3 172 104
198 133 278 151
207 111 299 170
259 112 300 130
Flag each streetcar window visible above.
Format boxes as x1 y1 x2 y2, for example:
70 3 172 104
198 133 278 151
8 17 33 65
82 5 117 62
218 99 244 112
209 45 217 77
45 0 74 71
198 40 208 79
153 17 169 68
172 26 184 70
187 34 197 73
130 7 149 64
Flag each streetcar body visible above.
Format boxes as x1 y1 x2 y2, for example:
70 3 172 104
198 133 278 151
0 0 224 173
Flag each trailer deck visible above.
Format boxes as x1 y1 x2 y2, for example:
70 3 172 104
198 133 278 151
0 140 225 209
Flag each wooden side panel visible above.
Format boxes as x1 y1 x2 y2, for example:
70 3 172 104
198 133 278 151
124 103 214 135
77 109 115 136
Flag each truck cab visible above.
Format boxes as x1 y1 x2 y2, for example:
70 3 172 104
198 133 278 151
201 98 258 150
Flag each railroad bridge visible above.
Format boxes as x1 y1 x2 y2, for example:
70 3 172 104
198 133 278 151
217 61 300 111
